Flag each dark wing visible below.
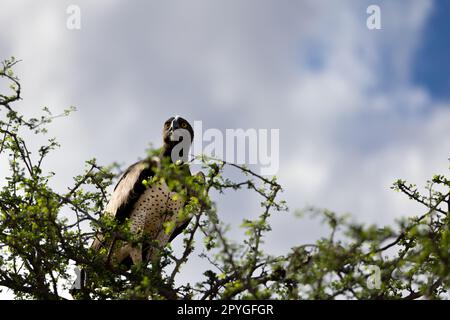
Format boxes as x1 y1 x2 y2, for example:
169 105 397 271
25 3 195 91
168 220 190 242
105 159 157 223
91 158 158 254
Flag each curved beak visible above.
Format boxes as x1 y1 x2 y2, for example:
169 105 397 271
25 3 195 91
169 118 180 132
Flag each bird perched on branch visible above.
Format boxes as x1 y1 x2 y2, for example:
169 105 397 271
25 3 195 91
72 116 204 294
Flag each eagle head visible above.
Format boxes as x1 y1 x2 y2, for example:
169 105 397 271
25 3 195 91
162 115 194 146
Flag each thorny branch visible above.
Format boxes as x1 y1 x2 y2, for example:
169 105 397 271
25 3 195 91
1 58 450 300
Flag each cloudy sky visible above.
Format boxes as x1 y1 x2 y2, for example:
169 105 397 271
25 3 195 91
1 0 449 297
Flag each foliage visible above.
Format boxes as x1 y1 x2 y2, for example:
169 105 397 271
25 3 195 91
0 58 449 299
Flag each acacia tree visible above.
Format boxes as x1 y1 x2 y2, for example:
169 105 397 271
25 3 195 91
0 57 449 300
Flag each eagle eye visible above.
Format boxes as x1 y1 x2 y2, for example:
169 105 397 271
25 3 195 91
181 122 188 129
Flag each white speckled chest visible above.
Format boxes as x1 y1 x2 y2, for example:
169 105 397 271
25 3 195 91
129 181 184 238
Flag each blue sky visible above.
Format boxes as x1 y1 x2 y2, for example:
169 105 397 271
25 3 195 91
413 0 450 100
0 0 449 298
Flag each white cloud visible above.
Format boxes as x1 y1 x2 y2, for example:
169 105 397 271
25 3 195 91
1 0 448 298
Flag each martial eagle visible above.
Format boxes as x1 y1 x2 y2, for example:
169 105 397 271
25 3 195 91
75 116 203 291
